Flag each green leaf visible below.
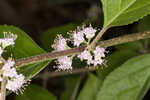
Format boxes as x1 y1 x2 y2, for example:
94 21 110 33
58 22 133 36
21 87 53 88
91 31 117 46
97 50 139 79
16 84 57 100
96 54 150 100
18 61 49 79
0 25 50 79
77 74 101 100
102 0 150 28
40 24 77 51
97 40 142 80
96 41 142 97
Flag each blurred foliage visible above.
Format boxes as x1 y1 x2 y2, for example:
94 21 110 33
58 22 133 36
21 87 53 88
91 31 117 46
16 84 56 100
60 76 78 100
77 74 101 100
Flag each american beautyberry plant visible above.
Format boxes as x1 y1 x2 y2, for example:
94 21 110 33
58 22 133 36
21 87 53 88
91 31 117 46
1 0 150 100
52 25 106 71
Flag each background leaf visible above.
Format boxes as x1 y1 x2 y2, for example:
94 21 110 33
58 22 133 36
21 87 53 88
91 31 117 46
138 15 150 32
16 84 57 100
60 76 78 100
0 25 50 79
77 74 101 100
102 0 150 28
96 54 150 100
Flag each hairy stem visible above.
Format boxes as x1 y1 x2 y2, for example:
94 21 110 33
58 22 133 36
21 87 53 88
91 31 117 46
15 31 150 68
0 57 7 100
1 77 7 100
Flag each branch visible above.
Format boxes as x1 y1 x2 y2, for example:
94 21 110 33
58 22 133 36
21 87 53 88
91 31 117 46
15 31 150 67
89 28 107 49
1 77 7 100
0 57 7 100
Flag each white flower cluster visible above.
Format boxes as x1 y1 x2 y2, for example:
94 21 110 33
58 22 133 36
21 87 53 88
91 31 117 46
57 56 72 70
0 32 26 93
1 59 25 92
0 32 17 49
52 35 67 51
78 47 105 66
52 35 72 70
72 25 97 47
52 25 106 71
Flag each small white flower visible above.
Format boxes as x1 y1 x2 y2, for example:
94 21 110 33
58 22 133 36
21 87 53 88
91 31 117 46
82 26 96 39
92 46 105 66
78 46 105 66
72 31 84 47
92 59 104 66
3 59 15 68
0 32 17 49
58 56 72 66
2 59 17 78
87 58 94 65
57 56 72 70
57 64 72 70
3 67 17 78
94 47 105 59
53 35 67 51
78 50 94 65
6 74 25 92
78 50 92 62
0 77 2 82
0 38 15 48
